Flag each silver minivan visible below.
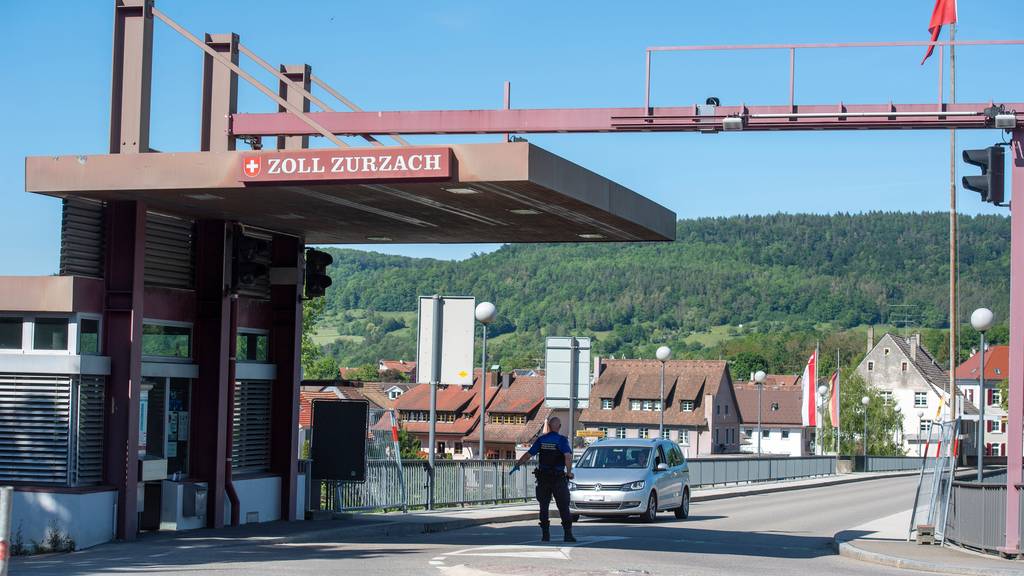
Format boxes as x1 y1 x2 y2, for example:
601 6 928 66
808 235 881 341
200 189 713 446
569 438 690 522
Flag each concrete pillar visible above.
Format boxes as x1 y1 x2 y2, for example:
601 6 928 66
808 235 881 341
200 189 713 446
277 65 311 150
270 234 303 520
200 34 239 152
109 0 153 154
102 200 146 540
191 220 232 528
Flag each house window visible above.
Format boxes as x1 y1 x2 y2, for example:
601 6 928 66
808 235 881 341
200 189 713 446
745 429 753 437
615 427 626 439
33 317 69 351
724 405 729 414
770 402 779 411
601 398 613 410
142 322 192 359
681 400 694 412
781 430 790 439
714 429 719 443
991 389 1002 405
0 317 23 350
762 429 770 438
867 361 874 371
454 442 463 453
662 428 670 439
965 388 974 404
388 389 402 400
914 392 928 408
884 348 890 356
881 391 893 405
920 420 932 435
437 441 446 453
237 331 269 362
79 317 100 355
598 426 609 438
639 428 649 439
716 405 720 415
901 361 908 372
630 399 641 411
639 400 661 411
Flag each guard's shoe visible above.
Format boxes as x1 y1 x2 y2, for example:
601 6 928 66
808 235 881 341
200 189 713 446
562 528 577 543
539 522 551 542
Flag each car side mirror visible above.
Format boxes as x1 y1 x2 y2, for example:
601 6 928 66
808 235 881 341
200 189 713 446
656 463 669 472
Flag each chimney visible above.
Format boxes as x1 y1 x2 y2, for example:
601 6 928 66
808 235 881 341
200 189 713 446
910 333 920 361
593 356 604 382
867 325 875 354
501 372 511 388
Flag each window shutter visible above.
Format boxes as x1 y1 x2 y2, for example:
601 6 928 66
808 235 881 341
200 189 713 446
72 376 106 486
145 212 195 289
233 381 273 474
0 375 72 484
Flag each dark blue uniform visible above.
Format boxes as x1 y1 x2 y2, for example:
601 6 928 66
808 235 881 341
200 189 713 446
528 432 573 530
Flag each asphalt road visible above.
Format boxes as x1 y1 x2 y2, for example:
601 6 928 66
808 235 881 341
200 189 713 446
13 475 925 576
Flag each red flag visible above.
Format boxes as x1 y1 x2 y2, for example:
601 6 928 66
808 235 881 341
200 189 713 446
921 0 958 65
801 351 817 427
828 371 840 428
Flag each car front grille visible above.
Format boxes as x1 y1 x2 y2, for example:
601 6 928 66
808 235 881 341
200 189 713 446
574 483 625 491
573 502 623 510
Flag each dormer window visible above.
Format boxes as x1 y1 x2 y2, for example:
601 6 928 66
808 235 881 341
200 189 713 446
680 400 695 412
770 402 780 411
601 398 613 410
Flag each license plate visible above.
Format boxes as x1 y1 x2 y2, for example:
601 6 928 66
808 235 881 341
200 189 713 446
586 496 605 502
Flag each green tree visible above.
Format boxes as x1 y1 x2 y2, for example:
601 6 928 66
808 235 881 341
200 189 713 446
301 297 339 380
729 351 769 381
1000 378 1009 411
819 367 904 456
398 428 423 459
345 363 382 382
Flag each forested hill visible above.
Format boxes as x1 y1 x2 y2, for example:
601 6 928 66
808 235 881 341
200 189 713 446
315 212 1010 368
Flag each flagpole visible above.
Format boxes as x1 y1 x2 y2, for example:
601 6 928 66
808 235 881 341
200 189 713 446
948 21 959 425
836 348 840 455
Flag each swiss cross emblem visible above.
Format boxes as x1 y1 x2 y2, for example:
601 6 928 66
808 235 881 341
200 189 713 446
242 156 261 177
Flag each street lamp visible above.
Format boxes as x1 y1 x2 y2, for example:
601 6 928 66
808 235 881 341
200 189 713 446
656 346 671 438
817 384 828 455
916 409 925 457
475 302 496 461
861 396 870 457
971 307 994 483
754 370 766 457
894 405 903 451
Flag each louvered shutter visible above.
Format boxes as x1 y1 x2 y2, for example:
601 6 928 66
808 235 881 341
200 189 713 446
0 375 72 484
59 198 105 278
72 376 106 485
145 212 195 289
232 381 272 474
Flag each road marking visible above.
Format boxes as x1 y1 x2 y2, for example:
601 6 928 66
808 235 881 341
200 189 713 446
442 536 628 560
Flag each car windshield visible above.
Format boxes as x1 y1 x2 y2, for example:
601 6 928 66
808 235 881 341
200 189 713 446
577 446 652 469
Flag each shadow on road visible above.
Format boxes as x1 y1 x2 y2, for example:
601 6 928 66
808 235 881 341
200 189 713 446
11 513 877 576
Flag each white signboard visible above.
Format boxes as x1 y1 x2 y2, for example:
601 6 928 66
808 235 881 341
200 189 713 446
545 336 591 409
417 296 476 386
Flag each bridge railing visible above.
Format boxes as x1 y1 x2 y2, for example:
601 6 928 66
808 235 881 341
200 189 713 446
858 455 932 472
687 456 835 487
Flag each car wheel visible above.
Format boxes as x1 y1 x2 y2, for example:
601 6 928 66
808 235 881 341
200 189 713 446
571 514 581 523
642 493 658 523
674 488 690 519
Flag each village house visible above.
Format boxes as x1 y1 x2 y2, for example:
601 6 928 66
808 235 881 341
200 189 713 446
579 359 740 457
733 374 809 457
955 345 1008 456
463 373 551 460
393 369 495 459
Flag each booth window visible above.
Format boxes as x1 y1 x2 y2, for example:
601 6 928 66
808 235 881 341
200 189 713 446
142 323 191 359
237 332 269 362
233 380 273 474
34 317 69 350
79 318 100 355
0 317 23 349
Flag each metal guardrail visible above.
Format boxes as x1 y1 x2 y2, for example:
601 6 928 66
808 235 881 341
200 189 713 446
860 456 933 472
944 481 1007 554
686 456 835 487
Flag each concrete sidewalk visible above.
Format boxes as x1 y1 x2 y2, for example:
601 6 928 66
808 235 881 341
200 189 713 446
835 508 1024 576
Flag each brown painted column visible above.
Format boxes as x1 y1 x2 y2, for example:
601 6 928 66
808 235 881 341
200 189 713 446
277 64 311 150
200 33 239 152
103 200 146 540
110 0 153 154
191 220 231 528
270 234 303 521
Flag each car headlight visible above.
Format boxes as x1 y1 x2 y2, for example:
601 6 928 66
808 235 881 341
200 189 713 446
568 481 578 491
626 480 646 491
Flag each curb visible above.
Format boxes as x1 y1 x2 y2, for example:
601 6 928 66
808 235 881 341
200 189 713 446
834 536 1024 576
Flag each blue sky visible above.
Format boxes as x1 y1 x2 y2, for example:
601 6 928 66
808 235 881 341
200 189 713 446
2 0 1021 273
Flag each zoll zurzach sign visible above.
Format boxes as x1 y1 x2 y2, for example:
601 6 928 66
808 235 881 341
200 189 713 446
239 147 451 182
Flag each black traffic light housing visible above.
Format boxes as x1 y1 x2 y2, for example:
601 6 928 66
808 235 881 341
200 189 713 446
962 145 1005 205
231 228 271 293
305 249 333 299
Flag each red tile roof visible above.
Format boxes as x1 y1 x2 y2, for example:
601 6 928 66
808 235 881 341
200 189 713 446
733 383 803 426
380 359 417 375
955 345 1009 381
485 375 544 414
298 390 341 428
580 359 731 427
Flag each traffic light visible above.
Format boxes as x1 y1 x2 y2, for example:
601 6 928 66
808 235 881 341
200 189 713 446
305 249 333 298
962 145 1005 205
231 228 271 293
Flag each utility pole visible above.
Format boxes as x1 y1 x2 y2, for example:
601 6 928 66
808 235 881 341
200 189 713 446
427 295 442 510
947 24 959 425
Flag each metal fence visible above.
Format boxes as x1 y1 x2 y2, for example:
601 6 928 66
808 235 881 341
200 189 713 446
687 456 835 487
944 481 1007 554
860 456 932 472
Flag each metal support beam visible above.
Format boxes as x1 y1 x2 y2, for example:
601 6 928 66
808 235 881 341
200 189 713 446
109 0 153 153
1005 129 1024 555
270 234 302 521
200 34 239 152
191 220 231 528
278 65 312 150
102 200 146 540
232 102 1023 137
